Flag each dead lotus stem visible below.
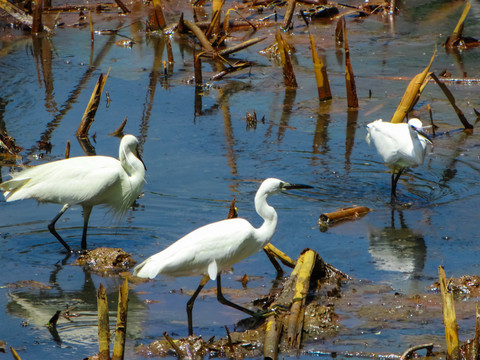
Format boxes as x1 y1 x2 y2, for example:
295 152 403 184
97 283 110 360
148 0 166 31
287 250 316 348
391 50 436 123
184 20 215 53
89 10 94 43
65 140 71 158
194 52 203 87
343 19 358 108
318 206 371 226
445 2 470 49
264 243 296 268
10 347 21 360
114 0 130 14
276 30 297 88
31 0 43 35
429 72 473 129
263 314 282 360
76 69 110 137
309 34 332 101
110 117 128 137
282 0 296 30
166 36 174 64
0 0 52 33
218 36 267 57
438 266 461 360
112 279 129 360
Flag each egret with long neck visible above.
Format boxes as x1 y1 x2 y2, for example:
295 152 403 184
0 134 146 253
133 177 311 336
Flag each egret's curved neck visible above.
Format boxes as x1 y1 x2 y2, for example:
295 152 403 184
254 191 278 247
120 147 145 180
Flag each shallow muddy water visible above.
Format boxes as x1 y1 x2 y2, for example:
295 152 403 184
1 0 480 358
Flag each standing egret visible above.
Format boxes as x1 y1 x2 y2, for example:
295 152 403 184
366 118 432 201
0 134 146 253
133 178 312 336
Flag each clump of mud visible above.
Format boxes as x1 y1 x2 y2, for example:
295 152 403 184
75 247 136 275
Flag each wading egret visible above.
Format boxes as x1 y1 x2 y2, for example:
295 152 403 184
0 134 146 253
366 118 432 201
133 178 312 336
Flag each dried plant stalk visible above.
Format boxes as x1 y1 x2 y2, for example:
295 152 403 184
97 283 110 360
318 206 371 226
391 51 436 123
287 250 316 348
263 313 282 360
76 69 110 137
343 19 358 108
184 20 215 53
89 10 94 42
10 347 21 360
276 30 297 88
445 2 470 48
148 0 166 31
194 53 203 87
438 266 460 360
112 280 129 360
218 36 266 57
114 0 130 14
110 117 128 137
0 0 52 33
335 16 343 44
31 0 43 35
282 0 296 30
309 34 331 101
65 140 71 158
264 243 296 268
429 73 473 129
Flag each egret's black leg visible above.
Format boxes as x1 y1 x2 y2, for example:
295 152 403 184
48 204 72 253
186 275 209 336
216 274 256 317
81 206 93 251
391 169 403 202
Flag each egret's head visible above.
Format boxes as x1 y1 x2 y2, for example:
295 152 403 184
120 134 146 170
258 178 312 196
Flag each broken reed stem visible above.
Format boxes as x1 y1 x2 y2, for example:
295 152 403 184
343 18 358 108
282 0 296 30
309 33 332 101
65 140 71 158
446 2 470 48
263 314 282 360
184 20 215 53
194 53 203 87
276 30 297 88
264 247 285 276
391 50 436 123
97 283 110 360
112 280 129 360
114 0 130 14
163 332 186 357
76 69 110 137
89 10 94 43
438 266 460 360
10 347 21 360
264 243 296 268
429 72 473 129
0 0 52 33
166 36 174 64
287 250 316 348
110 117 127 137
31 0 43 35
148 0 166 31
318 206 371 226
218 36 267 57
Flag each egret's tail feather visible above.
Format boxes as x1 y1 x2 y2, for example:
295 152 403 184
0 178 31 201
133 257 163 279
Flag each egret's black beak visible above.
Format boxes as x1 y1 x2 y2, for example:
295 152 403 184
283 183 313 190
413 127 433 144
136 146 147 170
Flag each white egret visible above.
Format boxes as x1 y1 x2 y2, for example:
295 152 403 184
366 118 432 201
133 177 312 336
0 134 146 253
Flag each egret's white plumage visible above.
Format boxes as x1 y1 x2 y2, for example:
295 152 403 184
0 134 146 252
366 118 431 200
133 177 312 335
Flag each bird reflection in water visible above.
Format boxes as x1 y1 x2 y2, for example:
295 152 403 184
368 209 427 283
